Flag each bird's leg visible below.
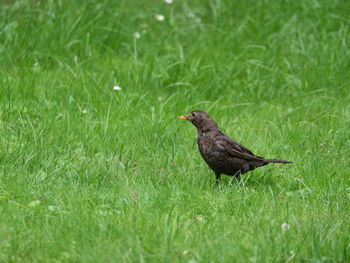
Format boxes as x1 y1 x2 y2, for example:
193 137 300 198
233 172 241 185
235 174 241 183
214 173 221 187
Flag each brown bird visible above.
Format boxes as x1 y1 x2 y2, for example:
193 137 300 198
178 110 292 185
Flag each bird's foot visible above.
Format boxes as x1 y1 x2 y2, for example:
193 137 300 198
213 173 221 189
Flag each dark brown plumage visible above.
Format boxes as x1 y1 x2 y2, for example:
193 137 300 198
178 110 292 185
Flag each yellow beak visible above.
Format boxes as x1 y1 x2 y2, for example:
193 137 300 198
178 115 188 120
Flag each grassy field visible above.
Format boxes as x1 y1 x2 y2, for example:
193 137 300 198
1 0 350 262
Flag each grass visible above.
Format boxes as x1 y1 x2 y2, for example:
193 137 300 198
1 0 350 262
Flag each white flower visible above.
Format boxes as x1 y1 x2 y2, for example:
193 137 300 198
187 12 194 18
164 0 173 3
155 14 165 21
113 86 122 91
34 61 39 67
82 109 88 114
134 32 141 39
281 222 290 232
196 215 205 222
48 205 55 211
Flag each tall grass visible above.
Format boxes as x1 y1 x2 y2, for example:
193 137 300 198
0 0 349 262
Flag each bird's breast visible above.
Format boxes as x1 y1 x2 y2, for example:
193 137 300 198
197 134 217 165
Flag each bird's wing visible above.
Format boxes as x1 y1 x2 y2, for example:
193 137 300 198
215 133 264 162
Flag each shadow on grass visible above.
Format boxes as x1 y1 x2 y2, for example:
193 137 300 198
215 167 285 190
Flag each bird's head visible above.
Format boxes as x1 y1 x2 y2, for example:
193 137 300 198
178 110 219 131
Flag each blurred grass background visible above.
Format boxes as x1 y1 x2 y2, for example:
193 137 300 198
0 0 349 262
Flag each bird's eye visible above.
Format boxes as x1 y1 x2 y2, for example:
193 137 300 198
192 112 196 117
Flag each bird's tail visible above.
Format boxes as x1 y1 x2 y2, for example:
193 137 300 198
264 158 293 164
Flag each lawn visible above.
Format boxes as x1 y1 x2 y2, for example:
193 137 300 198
0 0 349 262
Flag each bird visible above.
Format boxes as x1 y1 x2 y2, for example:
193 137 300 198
178 110 292 185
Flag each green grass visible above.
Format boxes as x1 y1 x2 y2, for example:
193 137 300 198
1 0 350 262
